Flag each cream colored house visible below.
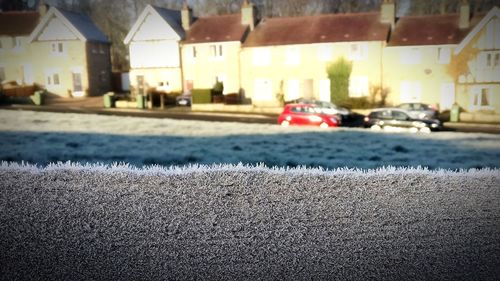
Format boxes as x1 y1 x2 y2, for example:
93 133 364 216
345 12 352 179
180 2 251 95
382 1 485 111
124 5 185 96
0 11 41 85
453 6 500 114
240 6 390 106
27 6 111 97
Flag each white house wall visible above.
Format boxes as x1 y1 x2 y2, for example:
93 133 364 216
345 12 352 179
130 40 180 68
37 16 78 41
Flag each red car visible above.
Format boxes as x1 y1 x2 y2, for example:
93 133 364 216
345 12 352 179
278 104 340 128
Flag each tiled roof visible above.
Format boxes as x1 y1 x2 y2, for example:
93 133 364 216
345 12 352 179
57 8 109 43
243 12 390 47
388 13 484 46
0 11 40 36
184 14 249 44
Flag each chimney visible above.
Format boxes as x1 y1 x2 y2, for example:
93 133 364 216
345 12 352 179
459 0 470 29
38 0 48 17
380 0 395 29
241 0 255 30
181 1 192 31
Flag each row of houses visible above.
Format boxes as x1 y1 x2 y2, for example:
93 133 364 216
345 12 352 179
125 0 499 113
1 1 499 114
0 3 111 97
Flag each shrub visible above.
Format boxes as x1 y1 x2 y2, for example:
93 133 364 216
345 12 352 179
192 89 212 104
327 58 352 104
212 81 224 96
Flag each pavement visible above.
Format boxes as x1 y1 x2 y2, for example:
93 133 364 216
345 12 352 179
1 96 500 134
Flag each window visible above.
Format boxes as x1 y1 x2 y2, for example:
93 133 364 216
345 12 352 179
46 72 61 86
286 79 300 100
349 76 369 97
253 48 271 66
438 47 451 64
473 88 491 108
401 48 421 64
210 44 223 58
0 66 5 82
392 110 409 121
285 46 300 65
317 44 332 61
51 42 64 54
495 53 500 67
349 43 367 61
14 37 22 48
100 70 107 83
191 46 197 59
0 39 3 50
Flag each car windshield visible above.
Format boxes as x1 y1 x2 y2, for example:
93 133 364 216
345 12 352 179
392 110 409 120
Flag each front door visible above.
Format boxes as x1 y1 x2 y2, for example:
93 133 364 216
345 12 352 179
72 72 83 96
137 75 145 96
440 83 455 110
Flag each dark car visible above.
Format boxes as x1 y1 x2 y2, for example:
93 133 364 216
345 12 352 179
396 103 439 119
364 108 442 133
278 104 340 128
176 93 192 106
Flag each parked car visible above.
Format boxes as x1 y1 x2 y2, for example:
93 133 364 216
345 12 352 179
278 104 340 128
364 108 442 133
396 103 439 119
285 98 350 116
176 93 192 106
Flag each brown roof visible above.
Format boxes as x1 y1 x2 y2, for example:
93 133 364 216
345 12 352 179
243 12 390 47
388 13 484 46
0 11 40 36
185 14 249 44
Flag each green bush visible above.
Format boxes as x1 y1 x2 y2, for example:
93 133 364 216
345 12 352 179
327 58 352 105
339 97 372 109
192 89 212 104
212 81 224 96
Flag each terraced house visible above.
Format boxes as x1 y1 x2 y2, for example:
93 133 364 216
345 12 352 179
0 4 111 97
125 1 498 116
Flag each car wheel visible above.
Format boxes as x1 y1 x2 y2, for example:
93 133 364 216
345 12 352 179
281 120 290 127
370 124 382 131
319 122 329 129
419 127 431 134
409 127 419 133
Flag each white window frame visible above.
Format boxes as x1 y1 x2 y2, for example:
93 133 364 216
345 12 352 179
437 47 451 64
319 79 331 102
471 86 494 110
348 76 369 97
317 44 333 61
45 69 62 88
253 48 271 66
0 38 3 51
285 46 300 65
13 37 23 51
209 44 223 60
51 42 65 55
401 48 421 65
348 43 367 61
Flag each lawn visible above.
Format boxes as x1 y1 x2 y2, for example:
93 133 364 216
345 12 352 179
0 110 499 169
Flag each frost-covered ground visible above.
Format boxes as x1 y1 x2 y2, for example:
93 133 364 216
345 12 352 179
1 163 499 280
0 109 500 169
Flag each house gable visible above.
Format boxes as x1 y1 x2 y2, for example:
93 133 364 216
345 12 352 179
455 6 500 54
29 7 86 42
124 5 183 44
37 15 79 41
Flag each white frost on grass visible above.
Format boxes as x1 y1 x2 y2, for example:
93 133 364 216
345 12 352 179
1 109 500 169
2 161 499 178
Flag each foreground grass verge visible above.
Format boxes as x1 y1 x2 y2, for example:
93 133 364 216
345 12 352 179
1 163 499 280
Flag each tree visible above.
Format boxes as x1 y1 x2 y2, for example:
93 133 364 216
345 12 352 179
327 58 352 104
